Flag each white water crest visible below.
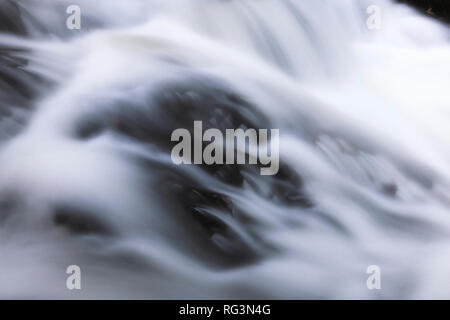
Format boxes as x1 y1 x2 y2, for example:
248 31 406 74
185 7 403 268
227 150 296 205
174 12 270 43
0 0 450 299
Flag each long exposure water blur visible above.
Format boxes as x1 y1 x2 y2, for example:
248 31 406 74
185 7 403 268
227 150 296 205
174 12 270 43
1 0 450 299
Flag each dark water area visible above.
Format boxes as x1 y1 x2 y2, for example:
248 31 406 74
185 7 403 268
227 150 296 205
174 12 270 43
399 0 450 21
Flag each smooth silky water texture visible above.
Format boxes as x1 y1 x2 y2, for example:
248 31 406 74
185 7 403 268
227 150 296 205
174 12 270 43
0 0 450 298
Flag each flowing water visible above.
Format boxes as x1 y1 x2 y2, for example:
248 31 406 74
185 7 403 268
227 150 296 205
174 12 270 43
0 0 450 299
